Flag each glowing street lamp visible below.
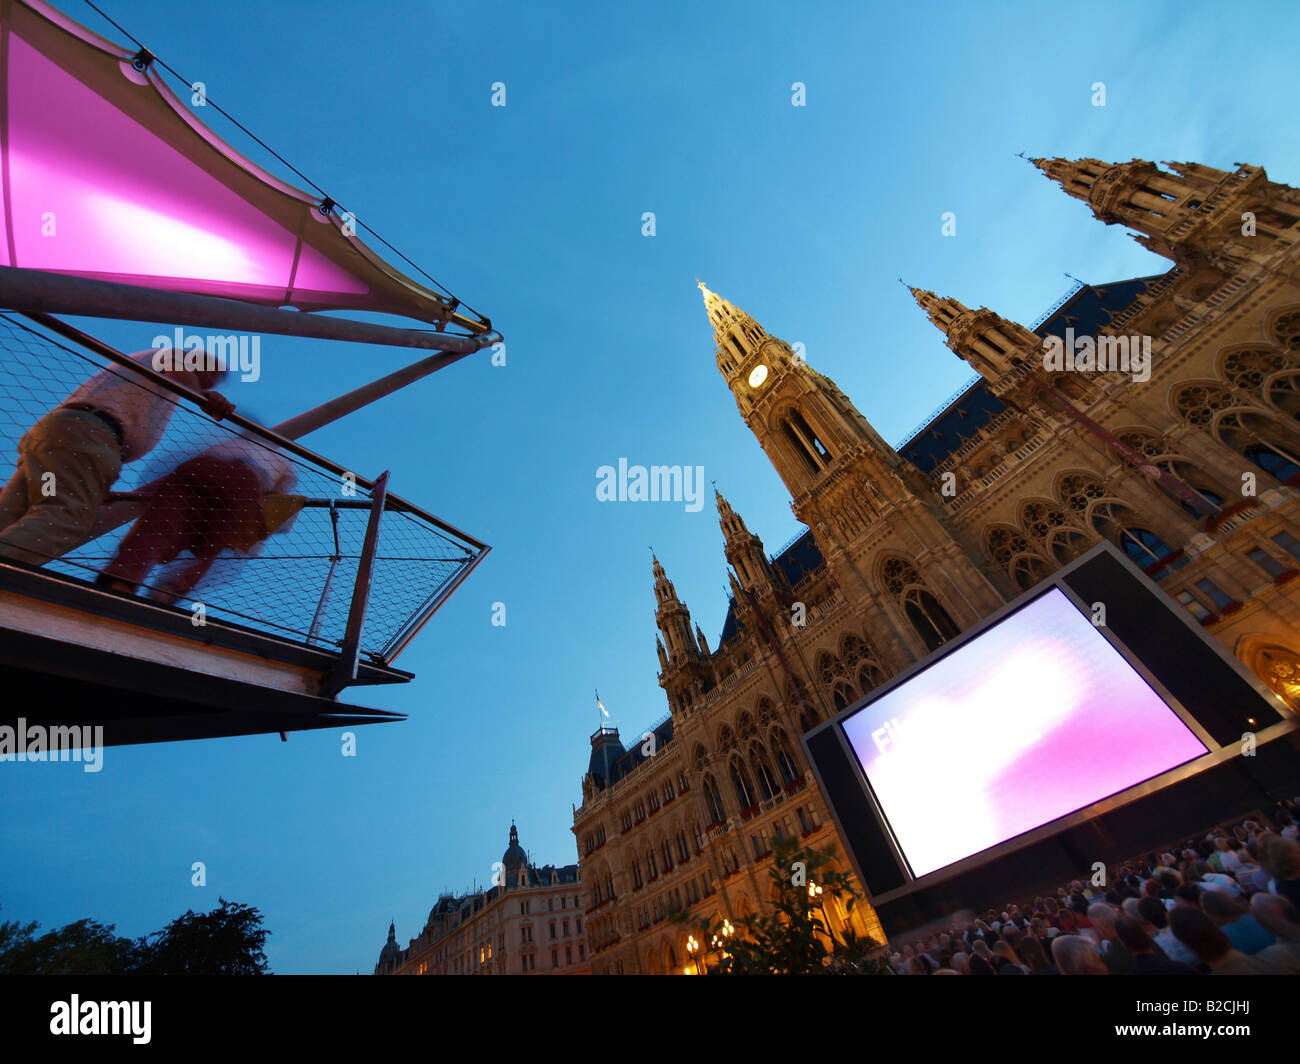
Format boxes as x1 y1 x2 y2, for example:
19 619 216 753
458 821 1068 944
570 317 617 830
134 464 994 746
687 934 704 975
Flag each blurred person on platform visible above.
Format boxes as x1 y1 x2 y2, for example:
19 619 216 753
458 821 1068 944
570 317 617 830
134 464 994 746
0 354 233 566
97 420 302 602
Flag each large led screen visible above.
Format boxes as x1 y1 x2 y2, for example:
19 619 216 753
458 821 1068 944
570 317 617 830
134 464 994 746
841 588 1209 878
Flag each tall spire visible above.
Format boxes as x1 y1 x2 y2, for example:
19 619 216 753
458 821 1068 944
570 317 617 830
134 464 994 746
714 487 776 596
908 286 973 336
1028 155 1263 262
700 281 770 379
908 286 1045 396
651 552 714 713
699 281 760 334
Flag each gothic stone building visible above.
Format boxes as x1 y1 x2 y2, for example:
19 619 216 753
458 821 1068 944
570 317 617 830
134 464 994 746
375 824 590 975
573 156 1300 975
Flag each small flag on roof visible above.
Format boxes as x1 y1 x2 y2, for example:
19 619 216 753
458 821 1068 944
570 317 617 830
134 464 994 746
596 690 610 718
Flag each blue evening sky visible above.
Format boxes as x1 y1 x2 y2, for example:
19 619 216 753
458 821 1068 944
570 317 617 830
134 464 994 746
3 0 1298 973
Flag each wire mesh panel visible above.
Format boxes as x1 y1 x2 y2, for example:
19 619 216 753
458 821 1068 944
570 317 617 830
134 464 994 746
0 313 485 663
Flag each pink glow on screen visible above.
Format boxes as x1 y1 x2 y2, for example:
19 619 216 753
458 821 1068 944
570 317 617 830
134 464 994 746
5 36 366 298
842 589 1208 878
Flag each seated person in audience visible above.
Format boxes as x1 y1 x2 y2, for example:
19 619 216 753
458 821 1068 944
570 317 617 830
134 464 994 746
1051 935 1107 976
1016 934 1058 975
1250 893 1300 943
1199 890 1275 955
1262 837 1300 910
1169 907 1300 975
1114 916 1199 975
1137 896 1199 967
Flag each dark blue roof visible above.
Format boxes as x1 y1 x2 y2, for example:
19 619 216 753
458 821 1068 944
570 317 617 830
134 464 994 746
606 717 673 782
773 529 824 586
900 276 1162 474
589 718 674 791
899 381 1005 474
1035 276 1159 340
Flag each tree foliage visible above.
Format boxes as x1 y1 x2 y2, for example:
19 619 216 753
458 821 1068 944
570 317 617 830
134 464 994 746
0 898 271 975
135 898 270 975
680 836 891 975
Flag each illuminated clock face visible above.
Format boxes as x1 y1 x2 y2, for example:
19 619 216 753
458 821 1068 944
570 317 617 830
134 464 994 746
748 364 769 388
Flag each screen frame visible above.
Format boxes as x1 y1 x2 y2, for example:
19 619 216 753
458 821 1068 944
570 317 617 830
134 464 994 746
802 541 1273 904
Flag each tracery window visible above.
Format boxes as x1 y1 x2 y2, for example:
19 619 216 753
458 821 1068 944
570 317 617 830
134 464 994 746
880 556 959 652
1057 474 1106 515
1254 644 1300 710
1174 383 1235 427
1223 348 1289 391
1274 311 1300 354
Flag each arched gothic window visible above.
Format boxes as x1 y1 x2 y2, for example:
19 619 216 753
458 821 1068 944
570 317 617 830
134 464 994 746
783 410 832 473
702 773 725 825
1215 411 1300 484
1093 512 1180 569
857 659 886 694
730 757 757 811
770 727 799 784
750 743 779 801
880 556 959 652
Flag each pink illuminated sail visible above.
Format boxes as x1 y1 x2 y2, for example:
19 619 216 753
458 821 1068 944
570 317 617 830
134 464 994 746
0 0 473 327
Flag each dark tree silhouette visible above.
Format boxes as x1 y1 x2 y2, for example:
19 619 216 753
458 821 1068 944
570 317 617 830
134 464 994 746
0 906 139 974
1 898 272 975
136 898 271 975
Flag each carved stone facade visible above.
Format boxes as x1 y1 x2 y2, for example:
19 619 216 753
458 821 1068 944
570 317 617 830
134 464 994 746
573 156 1300 974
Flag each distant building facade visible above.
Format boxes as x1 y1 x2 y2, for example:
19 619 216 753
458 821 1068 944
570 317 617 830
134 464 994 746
375 823 590 975
574 156 1300 973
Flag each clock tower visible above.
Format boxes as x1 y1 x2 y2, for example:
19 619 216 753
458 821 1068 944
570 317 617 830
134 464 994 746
700 282 1004 660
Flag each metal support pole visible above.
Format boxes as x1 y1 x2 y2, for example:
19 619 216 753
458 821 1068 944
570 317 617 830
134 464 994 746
270 350 477 440
306 500 343 648
0 266 495 350
323 471 389 699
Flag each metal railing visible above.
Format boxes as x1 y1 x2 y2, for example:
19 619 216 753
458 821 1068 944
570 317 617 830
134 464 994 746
0 313 487 668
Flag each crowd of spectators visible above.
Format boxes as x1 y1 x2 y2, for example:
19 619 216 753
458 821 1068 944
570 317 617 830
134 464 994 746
888 802 1300 976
